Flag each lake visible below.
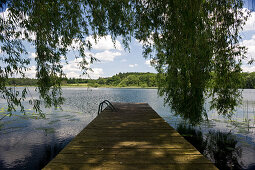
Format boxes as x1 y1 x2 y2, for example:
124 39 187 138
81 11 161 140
0 88 254 169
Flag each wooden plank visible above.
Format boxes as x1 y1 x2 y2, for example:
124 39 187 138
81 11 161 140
44 163 217 170
49 154 211 164
60 148 202 155
43 103 218 170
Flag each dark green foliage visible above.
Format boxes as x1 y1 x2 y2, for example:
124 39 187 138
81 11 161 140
241 72 255 89
107 72 157 87
68 72 157 88
133 0 248 124
65 72 157 87
7 78 37 86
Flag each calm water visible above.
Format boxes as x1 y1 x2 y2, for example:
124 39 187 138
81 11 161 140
0 88 254 169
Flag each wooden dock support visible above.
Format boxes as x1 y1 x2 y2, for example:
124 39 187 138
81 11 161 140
43 103 217 170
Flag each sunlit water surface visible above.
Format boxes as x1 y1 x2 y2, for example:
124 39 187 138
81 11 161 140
0 88 254 169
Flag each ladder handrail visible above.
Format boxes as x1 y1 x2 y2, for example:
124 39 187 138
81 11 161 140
97 100 117 115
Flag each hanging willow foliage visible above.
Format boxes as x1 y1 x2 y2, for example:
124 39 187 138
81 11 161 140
0 0 249 124
0 0 135 115
133 0 248 124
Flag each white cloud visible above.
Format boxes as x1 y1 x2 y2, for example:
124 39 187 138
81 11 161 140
66 38 83 50
61 35 123 52
121 59 127 62
94 50 121 61
129 64 138 68
63 68 103 79
24 66 36 78
243 10 255 31
240 34 255 72
87 68 103 79
63 63 80 73
145 59 152 67
64 71 79 78
62 58 83 74
23 57 103 79
86 35 122 51
0 8 10 21
242 65 255 72
241 34 255 61
29 52 37 58
62 57 103 79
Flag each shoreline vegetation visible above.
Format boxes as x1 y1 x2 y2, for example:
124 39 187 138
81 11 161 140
62 84 158 88
7 72 157 88
6 71 255 89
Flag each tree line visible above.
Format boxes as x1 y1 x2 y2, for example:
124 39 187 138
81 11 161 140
7 72 157 88
7 72 255 89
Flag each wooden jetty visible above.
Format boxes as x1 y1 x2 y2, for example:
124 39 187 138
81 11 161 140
43 103 217 170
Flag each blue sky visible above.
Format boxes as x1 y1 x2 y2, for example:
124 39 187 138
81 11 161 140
1 2 255 79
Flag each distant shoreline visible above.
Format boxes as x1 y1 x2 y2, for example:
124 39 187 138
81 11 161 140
7 85 158 89
6 86 254 90
62 86 158 89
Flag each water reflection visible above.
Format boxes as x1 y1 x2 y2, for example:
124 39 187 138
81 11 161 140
0 124 73 169
176 124 207 153
37 138 72 169
177 124 243 169
0 88 255 169
0 95 95 169
207 131 242 169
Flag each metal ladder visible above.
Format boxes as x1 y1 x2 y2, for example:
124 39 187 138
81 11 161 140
97 100 117 115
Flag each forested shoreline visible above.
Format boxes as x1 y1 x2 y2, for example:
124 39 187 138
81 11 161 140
6 72 255 89
7 72 157 88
